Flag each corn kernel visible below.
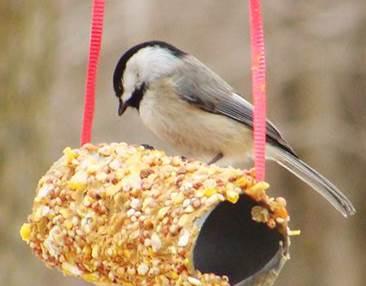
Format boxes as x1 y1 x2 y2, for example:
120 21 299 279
235 177 249 188
226 190 239 204
63 147 78 162
82 272 99 283
91 245 99 258
168 271 179 280
20 223 31 241
203 188 217 197
246 182 270 200
59 208 72 219
64 220 73 230
123 249 131 259
68 171 87 191
250 182 270 192
82 245 92 256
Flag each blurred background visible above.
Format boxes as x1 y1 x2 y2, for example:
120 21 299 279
1 1 365 285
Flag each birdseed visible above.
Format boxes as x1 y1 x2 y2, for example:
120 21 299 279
21 143 289 286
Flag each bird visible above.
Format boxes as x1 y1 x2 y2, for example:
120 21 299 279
112 40 355 217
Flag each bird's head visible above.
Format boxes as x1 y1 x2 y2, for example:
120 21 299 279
113 40 186 116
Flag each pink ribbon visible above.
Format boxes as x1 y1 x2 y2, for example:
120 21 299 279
249 0 267 180
81 0 105 145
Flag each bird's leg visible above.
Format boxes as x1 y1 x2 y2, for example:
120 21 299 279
208 152 223 165
141 144 155 150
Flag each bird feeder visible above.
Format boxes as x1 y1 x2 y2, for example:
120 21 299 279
21 143 290 286
20 1 292 285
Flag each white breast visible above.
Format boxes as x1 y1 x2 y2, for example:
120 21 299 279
139 79 253 166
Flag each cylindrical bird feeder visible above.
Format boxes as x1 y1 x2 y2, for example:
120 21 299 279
21 143 290 285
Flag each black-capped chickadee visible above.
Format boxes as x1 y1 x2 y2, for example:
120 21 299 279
113 40 355 217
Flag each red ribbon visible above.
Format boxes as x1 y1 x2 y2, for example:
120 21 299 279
80 0 105 145
249 0 267 181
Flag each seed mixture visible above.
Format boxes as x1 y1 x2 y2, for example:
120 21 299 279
21 143 289 286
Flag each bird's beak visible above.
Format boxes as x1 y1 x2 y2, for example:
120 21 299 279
118 97 128 116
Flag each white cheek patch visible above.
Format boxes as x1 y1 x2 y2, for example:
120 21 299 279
122 70 137 102
122 91 132 103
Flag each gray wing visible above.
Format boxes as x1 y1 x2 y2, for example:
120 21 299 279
173 56 297 157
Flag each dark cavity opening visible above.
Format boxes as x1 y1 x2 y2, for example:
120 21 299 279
193 196 283 285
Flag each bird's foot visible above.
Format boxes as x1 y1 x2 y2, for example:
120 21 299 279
141 144 155 150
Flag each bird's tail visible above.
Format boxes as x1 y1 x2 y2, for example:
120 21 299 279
267 146 356 217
